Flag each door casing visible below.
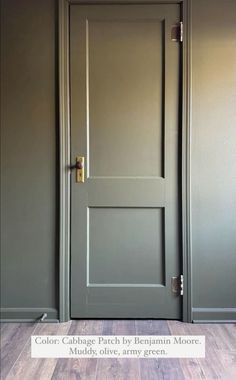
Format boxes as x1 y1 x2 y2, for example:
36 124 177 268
58 0 192 322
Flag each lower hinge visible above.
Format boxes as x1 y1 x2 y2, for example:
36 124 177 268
171 275 184 296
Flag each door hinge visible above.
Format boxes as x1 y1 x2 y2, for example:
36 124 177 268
171 275 184 296
171 22 183 42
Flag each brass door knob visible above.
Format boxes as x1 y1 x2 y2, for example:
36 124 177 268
71 156 84 183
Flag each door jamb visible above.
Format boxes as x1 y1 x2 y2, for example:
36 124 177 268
58 0 192 322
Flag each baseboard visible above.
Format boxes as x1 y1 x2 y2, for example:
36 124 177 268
192 307 236 323
0 307 59 323
1 306 235 323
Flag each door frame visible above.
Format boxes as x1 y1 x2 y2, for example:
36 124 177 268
58 0 193 322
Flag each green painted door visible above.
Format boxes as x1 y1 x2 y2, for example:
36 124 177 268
70 4 181 318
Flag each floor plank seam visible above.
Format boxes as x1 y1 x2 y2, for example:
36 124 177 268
93 356 99 380
135 320 143 380
5 322 39 380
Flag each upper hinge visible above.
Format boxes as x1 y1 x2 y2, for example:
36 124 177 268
171 275 184 296
171 21 183 42
180 274 184 295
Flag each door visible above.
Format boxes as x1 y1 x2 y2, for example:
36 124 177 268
70 4 181 318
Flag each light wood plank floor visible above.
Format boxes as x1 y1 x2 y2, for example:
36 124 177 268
1 320 236 380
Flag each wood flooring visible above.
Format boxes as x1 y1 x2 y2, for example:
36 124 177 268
1 320 236 380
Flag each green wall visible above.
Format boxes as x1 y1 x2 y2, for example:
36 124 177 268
0 0 235 322
0 0 58 321
191 0 236 321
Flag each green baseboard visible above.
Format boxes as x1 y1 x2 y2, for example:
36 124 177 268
192 307 236 323
0 307 59 322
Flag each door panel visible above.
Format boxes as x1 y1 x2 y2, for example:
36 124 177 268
89 207 164 285
70 4 181 318
89 19 163 177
